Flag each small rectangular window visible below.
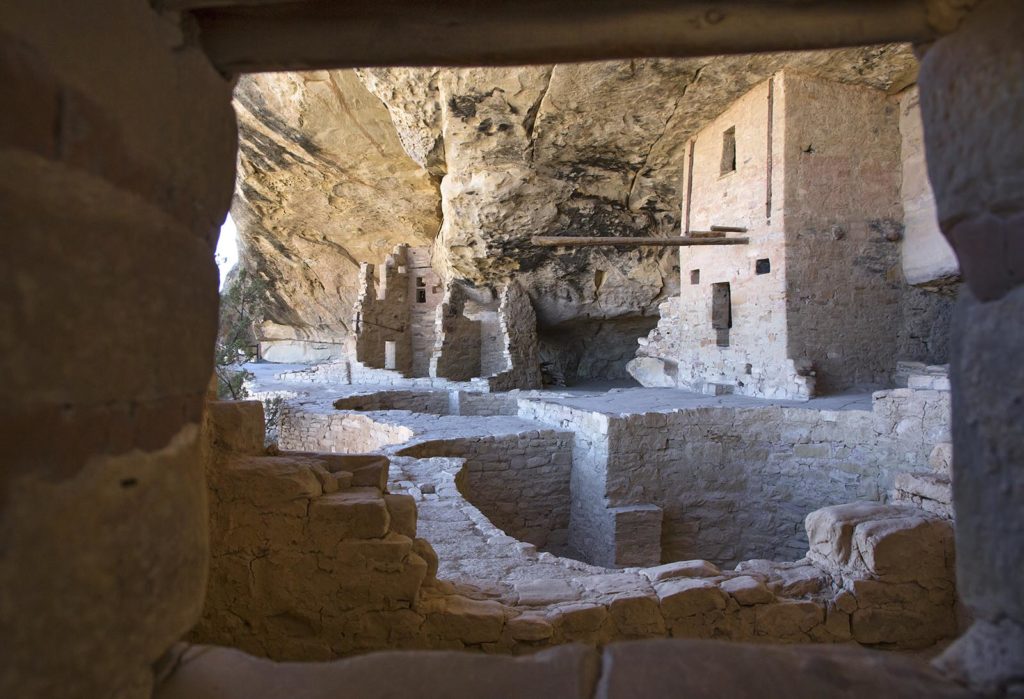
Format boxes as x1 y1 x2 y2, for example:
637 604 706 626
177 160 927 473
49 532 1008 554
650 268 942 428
384 340 397 370
721 127 736 175
416 289 427 303
755 258 771 275
711 282 732 347
690 269 700 285
416 276 426 288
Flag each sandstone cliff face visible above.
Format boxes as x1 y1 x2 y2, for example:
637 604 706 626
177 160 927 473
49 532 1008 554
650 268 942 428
233 71 441 346
233 47 916 377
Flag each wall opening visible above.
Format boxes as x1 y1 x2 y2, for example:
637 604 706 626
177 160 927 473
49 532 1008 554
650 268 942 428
690 269 701 284
384 340 397 369
711 282 732 347
756 258 771 275
721 126 737 175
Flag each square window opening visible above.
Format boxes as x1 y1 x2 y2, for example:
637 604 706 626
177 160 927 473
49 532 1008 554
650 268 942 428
690 269 701 285
755 258 771 275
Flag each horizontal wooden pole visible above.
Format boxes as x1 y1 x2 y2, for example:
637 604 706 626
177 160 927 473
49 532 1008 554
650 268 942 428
186 0 952 74
532 236 749 247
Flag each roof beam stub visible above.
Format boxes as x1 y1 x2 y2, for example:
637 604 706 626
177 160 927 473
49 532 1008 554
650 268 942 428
184 0 948 75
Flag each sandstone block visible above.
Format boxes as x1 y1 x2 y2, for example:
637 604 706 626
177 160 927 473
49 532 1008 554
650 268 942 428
753 600 824 640
642 560 721 583
308 491 390 542
720 576 774 606
384 494 417 538
425 596 505 645
208 400 266 456
609 593 666 637
626 356 677 388
507 613 554 642
516 579 578 606
549 603 609 634
413 537 439 583
655 578 727 620
595 639 976 699
805 502 953 583
220 456 323 507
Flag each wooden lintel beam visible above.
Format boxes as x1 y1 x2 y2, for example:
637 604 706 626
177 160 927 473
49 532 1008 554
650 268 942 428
532 236 750 247
185 0 957 74
154 0 308 9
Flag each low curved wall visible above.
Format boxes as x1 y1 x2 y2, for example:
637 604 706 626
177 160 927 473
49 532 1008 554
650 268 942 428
397 431 574 552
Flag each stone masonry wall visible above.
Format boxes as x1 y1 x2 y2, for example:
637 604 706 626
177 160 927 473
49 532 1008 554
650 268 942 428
488 280 544 391
407 247 443 377
332 391 451 415
430 282 482 380
397 430 573 550
279 403 572 548
279 404 414 453
516 400 617 565
781 71 905 393
353 246 413 373
201 399 960 657
672 77 810 400
522 378 950 569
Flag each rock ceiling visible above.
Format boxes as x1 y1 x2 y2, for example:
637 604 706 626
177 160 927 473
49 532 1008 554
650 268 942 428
231 46 917 343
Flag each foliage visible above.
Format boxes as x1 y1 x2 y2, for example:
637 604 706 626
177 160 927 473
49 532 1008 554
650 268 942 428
263 395 284 446
215 268 270 400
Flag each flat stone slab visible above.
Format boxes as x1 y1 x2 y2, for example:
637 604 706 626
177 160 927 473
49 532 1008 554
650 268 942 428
596 639 976 699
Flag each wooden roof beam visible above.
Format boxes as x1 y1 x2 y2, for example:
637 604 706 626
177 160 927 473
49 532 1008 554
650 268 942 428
532 236 750 248
179 0 971 75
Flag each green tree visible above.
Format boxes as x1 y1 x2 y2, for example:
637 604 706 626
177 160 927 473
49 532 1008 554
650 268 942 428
215 268 269 399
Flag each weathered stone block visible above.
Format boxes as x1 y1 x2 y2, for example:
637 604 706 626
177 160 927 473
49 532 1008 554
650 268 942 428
308 491 390 542
655 578 727 620
609 593 666 637
753 600 824 640
424 596 505 644
384 494 417 539
208 401 265 456
507 613 554 642
642 559 721 583
720 576 774 606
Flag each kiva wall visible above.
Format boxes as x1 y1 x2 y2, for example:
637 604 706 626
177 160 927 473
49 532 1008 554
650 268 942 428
521 379 950 569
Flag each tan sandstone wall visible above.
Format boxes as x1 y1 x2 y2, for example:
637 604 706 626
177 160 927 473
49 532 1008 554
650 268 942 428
781 72 904 393
898 85 959 288
0 2 236 697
